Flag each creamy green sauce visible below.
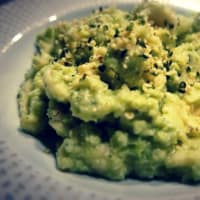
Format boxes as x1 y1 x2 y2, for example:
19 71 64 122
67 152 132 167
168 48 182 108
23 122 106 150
17 2 200 182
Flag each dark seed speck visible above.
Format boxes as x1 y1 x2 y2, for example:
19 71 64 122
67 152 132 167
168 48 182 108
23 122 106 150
99 65 106 72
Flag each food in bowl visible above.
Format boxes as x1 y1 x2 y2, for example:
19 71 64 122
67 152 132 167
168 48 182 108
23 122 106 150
17 2 200 182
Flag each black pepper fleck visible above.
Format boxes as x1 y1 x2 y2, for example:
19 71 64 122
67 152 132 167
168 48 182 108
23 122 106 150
89 23 96 28
88 37 92 43
139 54 149 59
163 60 172 71
99 6 103 12
99 65 106 72
169 23 174 29
186 66 192 73
119 49 128 59
179 81 187 93
154 63 159 68
114 29 120 37
168 51 173 57
136 38 146 48
81 74 87 80
88 46 93 51
64 61 70 66
163 20 174 29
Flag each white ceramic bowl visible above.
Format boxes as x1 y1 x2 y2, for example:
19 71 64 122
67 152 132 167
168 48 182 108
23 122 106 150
0 1 200 199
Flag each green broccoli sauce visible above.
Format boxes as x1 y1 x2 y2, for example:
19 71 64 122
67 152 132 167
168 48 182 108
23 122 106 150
17 2 200 182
